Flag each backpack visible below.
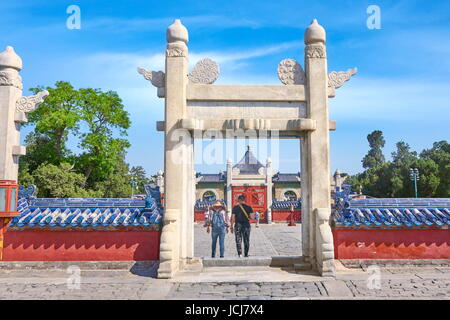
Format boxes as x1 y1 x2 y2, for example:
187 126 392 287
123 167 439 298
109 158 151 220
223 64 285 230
211 210 226 231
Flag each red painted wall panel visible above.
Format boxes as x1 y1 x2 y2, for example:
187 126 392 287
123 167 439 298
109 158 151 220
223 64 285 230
195 210 205 222
333 228 450 259
232 186 267 222
2 230 160 261
271 210 301 223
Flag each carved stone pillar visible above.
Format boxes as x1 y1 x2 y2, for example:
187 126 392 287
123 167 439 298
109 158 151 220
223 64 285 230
156 170 164 194
0 46 48 181
303 20 335 277
157 19 190 278
226 158 233 216
265 158 273 224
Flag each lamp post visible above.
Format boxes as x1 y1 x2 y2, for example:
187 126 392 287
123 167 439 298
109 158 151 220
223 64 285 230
409 168 419 198
130 178 136 198
0 180 20 217
0 180 20 260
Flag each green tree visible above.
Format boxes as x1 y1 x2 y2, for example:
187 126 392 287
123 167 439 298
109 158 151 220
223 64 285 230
421 141 450 196
350 135 447 198
32 163 97 198
27 81 81 163
76 88 131 186
94 155 133 198
412 158 440 197
362 130 386 169
130 166 150 194
19 81 136 198
18 162 35 188
392 141 417 165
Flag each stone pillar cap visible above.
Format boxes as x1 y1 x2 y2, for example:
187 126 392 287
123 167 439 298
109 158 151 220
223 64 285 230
166 19 188 44
304 19 326 45
0 46 22 71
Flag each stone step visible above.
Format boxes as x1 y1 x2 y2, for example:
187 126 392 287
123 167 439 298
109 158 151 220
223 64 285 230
182 258 204 273
202 255 303 268
202 256 272 267
0 260 157 271
293 262 312 271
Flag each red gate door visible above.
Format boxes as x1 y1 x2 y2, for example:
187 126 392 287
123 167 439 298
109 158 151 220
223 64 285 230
232 186 267 223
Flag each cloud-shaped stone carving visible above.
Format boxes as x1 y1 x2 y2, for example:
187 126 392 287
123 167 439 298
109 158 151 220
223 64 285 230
137 67 165 88
328 68 357 89
16 90 49 113
277 59 305 85
188 58 220 84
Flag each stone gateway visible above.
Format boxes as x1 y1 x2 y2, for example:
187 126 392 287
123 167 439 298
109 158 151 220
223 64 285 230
138 19 356 278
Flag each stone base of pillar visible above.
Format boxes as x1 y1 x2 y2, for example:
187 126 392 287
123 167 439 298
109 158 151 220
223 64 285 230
317 260 336 278
267 209 273 224
314 208 336 277
157 261 174 279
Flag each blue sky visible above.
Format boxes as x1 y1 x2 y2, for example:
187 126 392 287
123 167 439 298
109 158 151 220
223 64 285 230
2 0 450 176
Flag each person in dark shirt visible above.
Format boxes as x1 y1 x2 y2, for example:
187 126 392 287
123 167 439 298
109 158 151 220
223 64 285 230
230 194 254 257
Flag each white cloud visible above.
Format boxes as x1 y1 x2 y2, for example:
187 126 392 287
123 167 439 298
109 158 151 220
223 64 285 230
68 41 301 117
330 76 450 123
84 14 261 32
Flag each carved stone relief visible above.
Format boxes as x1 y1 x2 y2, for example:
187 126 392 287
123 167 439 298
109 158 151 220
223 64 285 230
188 58 220 84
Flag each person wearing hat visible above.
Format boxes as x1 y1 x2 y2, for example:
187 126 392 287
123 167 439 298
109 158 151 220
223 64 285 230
204 200 229 258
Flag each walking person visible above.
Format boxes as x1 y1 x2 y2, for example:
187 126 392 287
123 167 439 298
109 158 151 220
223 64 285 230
230 195 254 257
254 211 260 228
204 200 229 258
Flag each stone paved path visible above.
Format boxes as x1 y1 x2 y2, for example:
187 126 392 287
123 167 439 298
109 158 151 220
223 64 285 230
169 265 450 299
194 223 302 258
0 264 449 299
0 225 449 300
169 281 326 299
0 270 171 300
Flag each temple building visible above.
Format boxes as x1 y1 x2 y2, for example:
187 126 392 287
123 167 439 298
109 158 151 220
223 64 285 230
155 146 344 223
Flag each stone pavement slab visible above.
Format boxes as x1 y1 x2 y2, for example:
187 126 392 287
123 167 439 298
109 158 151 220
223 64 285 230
0 260 449 299
0 272 173 300
173 266 323 283
194 223 301 258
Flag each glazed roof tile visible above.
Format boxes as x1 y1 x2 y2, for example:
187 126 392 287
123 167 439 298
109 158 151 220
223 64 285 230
333 184 450 227
11 185 162 229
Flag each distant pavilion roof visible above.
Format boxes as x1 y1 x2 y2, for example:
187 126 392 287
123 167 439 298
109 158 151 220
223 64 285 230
197 172 226 183
272 172 301 183
233 146 264 174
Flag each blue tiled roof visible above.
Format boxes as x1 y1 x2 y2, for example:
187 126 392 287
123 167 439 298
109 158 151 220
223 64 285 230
10 185 163 229
272 173 301 183
195 199 302 210
271 200 301 210
195 199 226 210
332 184 450 227
197 173 226 183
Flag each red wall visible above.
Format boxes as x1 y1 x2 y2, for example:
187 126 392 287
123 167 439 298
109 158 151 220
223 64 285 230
2 229 160 261
271 210 301 223
195 210 205 222
333 228 450 259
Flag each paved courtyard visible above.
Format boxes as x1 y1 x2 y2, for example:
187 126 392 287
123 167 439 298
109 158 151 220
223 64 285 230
0 224 448 300
0 263 449 299
194 223 302 257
